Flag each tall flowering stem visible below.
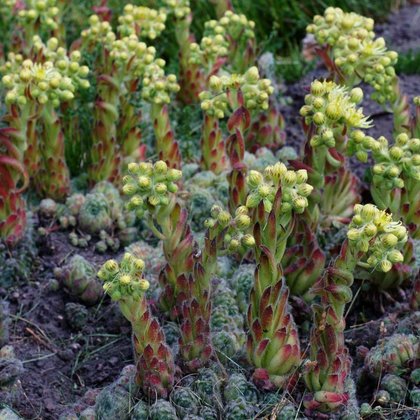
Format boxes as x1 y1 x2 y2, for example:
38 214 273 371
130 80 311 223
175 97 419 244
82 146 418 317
200 114 226 174
350 132 420 239
142 61 181 169
243 163 312 389
199 67 274 203
123 160 186 319
181 206 253 371
81 16 157 183
307 7 398 106
304 204 408 413
98 254 175 398
1 38 89 201
297 79 370 226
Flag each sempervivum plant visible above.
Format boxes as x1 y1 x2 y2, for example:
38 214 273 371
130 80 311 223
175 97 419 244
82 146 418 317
307 7 398 105
239 163 313 390
297 79 370 227
199 67 274 208
1 37 90 200
304 204 408 413
54 254 103 306
364 333 418 379
98 253 175 398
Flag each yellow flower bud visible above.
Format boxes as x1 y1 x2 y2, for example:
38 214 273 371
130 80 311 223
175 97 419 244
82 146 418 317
363 223 377 237
154 160 168 174
347 228 360 241
247 170 264 187
120 274 131 284
105 259 118 272
382 233 398 247
379 259 392 272
387 250 403 263
241 234 255 247
139 279 150 291
311 80 324 96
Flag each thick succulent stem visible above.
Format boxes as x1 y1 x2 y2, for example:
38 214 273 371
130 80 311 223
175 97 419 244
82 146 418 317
391 80 410 136
98 255 175 398
211 0 234 18
226 105 250 213
200 114 226 174
36 103 70 200
120 296 175 398
150 103 181 169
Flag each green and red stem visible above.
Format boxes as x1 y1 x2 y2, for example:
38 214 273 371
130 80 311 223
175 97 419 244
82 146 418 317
118 295 175 398
151 103 182 169
36 103 70 200
200 114 226 174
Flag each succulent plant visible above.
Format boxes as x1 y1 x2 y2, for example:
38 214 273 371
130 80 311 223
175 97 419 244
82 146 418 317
410 387 420 408
364 333 418 378
131 400 149 419
380 374 407 403
64 302 88 331
171 386 201 417
94 383 131 420
77 192 113 235
149 399 178 420
55 255 103 306
98 254 175 398
224 396 256 420
192 367 222 407
223 373 259 405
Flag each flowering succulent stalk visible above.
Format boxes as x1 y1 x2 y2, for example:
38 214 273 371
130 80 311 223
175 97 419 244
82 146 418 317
199 67 274 209
117 4 167 39
303 204 408 413
307 7 398 105
98 254 175 398
81 17 157 183
141 61 181 169
163 0 204 105
200 112 226 175
297 79 369 226
352 133 420 238
17 0 64 51
122 160 188 319
236 164 313 389
2 40 89 201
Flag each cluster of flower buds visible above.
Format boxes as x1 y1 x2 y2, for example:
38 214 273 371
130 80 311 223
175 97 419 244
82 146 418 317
300 80 371 149
117 4 167 39
81 14 115 47
18 0 60 32
307 7 375 47
199 67 273 119
98 253 175 398
2 51 89 108
163 0 191 20
98 253 149 301
368 134 420 190
141 60 180 105
189 30 228 68
346 204 408 272
123 161 182 217
307 8 398 104
204 205 256 253
109 35 157 78
246 164 313 214
32 36 90 90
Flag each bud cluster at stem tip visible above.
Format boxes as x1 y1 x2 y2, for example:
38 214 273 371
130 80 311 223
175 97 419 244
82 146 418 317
205 204 256 252
347 204 408 272
199 66 273 118
117 4 167 39
18 0 60 30
246 163 313 213
300 80 371 149
97 253 149 301
122 161 182 217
